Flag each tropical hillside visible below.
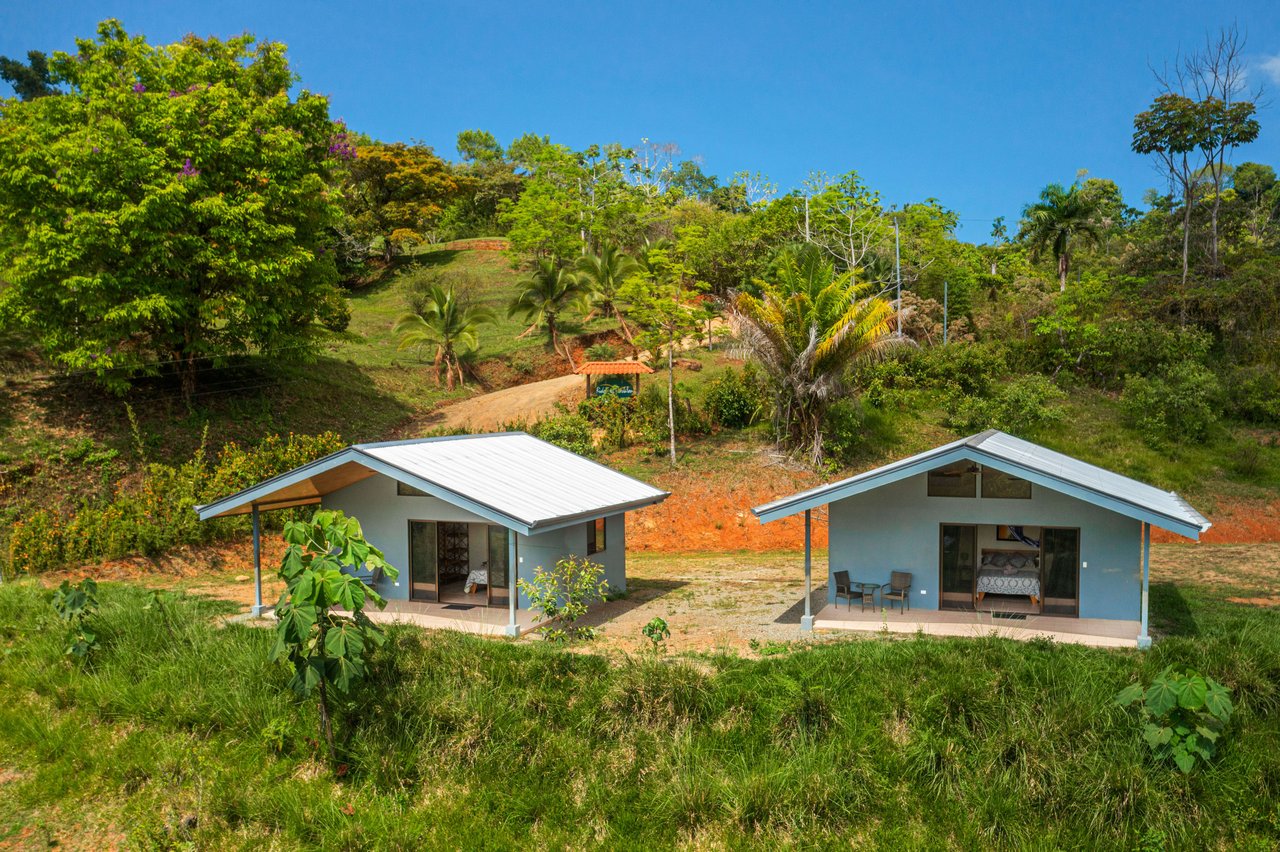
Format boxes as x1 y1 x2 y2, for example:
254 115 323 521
0 16 1278 850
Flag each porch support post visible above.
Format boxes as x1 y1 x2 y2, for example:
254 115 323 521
250 505 265 617
1138 522 1152 649
801 509 814 632
505 531 519 638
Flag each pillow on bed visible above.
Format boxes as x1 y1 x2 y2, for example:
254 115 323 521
988 552 1008 568
1007 554 1027 570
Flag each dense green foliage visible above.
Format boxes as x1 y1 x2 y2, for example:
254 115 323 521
516 555 608 643
0 21 350 394
1116 667 1235 774
1 581 1277 847
4 431 344 576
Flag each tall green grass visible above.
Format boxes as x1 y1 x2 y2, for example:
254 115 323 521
1 582 1277 849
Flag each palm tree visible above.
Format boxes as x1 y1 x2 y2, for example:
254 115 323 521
734 245 896 466
575 243 641 344
508 259 592 364
394 284 495 390
1018 182 1103 291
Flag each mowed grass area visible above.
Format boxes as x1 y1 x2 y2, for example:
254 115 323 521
2 547 1278 849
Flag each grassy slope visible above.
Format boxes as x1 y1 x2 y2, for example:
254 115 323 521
0 567 1277 849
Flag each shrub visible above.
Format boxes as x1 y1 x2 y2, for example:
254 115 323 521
50 578 99 662
510 353 537 375
633 384 711 454
517 555 608 643
6 431 346 575
1116 667 1233 773
529 411 596 457
1225 364 1280 425
948 374 1066 435
578 392 633 451
585 342 619 361
1121 362 1220 445
641 616 671 653
821 399 896 468
703 364 764 429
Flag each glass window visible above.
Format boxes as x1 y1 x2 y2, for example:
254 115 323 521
397 481 429 497
927 463 977 497
587 517 606 555
982 469 1032 499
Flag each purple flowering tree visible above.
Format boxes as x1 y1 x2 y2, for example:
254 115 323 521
0 19 351 397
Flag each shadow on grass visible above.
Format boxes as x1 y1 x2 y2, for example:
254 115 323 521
1150 581 1198 638
28 355 416 462
774 582 831 625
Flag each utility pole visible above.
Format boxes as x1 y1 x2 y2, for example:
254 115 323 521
893 217 902 338
943 280 949 345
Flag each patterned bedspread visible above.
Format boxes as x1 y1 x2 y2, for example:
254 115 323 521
464 568 488 593
976 550 1040 597
976 567 1040 597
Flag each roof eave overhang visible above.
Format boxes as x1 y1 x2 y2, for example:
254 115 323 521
525 492 671 535
752 445 1208 540
195 447 672 537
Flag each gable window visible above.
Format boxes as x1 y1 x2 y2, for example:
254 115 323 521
397 482 430 497
982 469 1032 499
587 517 606 555
927 463 977 497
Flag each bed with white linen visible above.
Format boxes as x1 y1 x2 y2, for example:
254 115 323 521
975 550 1041 605
464 564 488 594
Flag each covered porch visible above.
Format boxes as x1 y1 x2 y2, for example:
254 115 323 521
365 599 544 636
812 604 1141 648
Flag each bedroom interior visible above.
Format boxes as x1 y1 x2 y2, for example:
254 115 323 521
939 523 1080 616
409 520 512 608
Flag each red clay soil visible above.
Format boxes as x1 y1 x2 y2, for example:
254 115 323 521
627 464 831 552
1151 498 1280 544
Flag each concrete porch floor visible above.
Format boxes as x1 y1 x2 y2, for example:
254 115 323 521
365 599 543 636
813 604 1141 648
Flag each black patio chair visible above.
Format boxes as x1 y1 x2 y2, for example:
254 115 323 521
883 571 913 612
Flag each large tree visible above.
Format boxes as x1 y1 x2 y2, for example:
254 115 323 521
339 142 463 260
0 50 57 100
0 20 350 396
1017 182 1103 291
734 245 895 465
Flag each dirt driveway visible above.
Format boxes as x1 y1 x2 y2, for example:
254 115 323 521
416 373 583 432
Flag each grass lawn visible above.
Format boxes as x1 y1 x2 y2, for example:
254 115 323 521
2 546 1278 849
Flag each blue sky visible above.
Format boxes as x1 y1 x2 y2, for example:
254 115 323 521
3 1 1279 239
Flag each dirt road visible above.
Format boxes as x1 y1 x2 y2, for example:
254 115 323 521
417 373 584 432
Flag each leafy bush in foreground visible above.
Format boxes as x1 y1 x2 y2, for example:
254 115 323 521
1116 667 1234 773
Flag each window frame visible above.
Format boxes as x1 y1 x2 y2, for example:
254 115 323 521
981 468 1032 499
587 517 606 555
927 463 978 498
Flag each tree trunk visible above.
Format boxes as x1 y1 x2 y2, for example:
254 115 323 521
612 306 635 345
666 333 676 466
1057 252 1068 292
1180 189 1192 326
317 678 336 766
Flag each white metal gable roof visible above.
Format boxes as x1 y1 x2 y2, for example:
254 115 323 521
752 429 1212 540
195 432 669 535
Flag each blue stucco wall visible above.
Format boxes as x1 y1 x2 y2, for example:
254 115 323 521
321 471 627 609
824 471 1142 620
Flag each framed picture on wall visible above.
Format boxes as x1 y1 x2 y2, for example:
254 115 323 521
996 525 1019 542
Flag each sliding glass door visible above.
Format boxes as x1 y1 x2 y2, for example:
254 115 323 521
487 526 510 607
1040 527 1080 616
409 521 438 602
939 524 977 609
